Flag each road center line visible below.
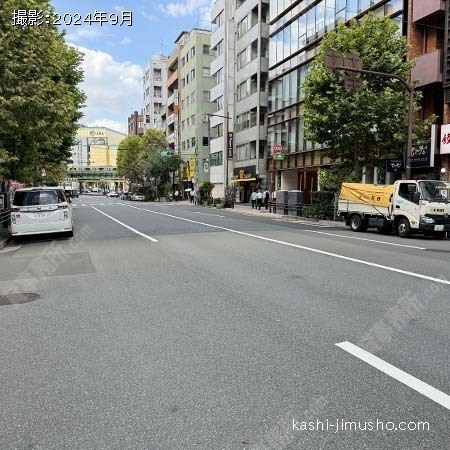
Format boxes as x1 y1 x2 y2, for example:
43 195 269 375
336 341 450 411
92 207 158 243
125 204 450 286
194 212 226 218
304 230 426 250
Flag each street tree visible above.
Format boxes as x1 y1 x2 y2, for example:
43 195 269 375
0 0 85 182
117 135 144 183
303 13 434 178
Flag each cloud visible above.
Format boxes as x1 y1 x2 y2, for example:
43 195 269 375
113 5 125 12
142 11 157 22
120 37 132 45
86 119 128 134
66 28 105 43
74 46 143 135
160 0 213 22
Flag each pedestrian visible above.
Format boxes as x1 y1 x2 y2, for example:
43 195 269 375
250 189 257 209
264 188 270 210
256 189 263 210
174 190 179 201
190 189 194 203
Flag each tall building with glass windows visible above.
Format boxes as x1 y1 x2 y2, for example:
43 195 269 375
267 0 404 201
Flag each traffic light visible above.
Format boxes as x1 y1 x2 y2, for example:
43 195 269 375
324 50 363 91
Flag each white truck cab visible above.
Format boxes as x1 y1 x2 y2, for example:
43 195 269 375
392 180 450 238
338 180 450 238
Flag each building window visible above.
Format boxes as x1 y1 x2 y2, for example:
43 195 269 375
212 10 224 28
203 90 210 102
186 95 190 106
191 46 195 57
215 40 224 56
216 95 224 111
191 69 195 80
181 57 185 67
191 114 195 125
187 117 190 126
203 44 210 54
182 78 185 87
210 151 223 166
202 67 210 77
203 136 209 146
191 137 196 147
215 68 224 84
186 74 189 84
191 91 196 103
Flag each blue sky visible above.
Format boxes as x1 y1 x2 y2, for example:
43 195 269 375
55 0 213 133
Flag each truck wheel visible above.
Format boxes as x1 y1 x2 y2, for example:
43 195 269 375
350 214 366 232
434 231 447 240
397 218 411 238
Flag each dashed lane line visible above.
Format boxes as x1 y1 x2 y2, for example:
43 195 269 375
304 230 427 250
336 341 450 411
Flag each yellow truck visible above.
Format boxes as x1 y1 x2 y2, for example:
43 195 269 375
338 180 450 238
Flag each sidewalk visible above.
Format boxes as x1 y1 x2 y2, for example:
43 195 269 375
202 202 347 228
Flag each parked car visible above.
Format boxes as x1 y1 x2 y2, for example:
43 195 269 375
120 192 130 200
107 191 119 198
131 193 145 201
9 187 73 237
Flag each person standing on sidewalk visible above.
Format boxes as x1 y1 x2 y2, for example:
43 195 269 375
250 189 257 209
256 189 263 210
263 188 270 210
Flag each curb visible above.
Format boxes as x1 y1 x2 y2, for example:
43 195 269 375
224 206 347 227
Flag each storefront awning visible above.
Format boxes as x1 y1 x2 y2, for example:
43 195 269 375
231 178 257 182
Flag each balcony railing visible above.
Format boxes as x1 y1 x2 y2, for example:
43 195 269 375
411 49 442 87
413 0 445 22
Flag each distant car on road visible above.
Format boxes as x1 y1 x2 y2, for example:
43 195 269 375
9 187 73 237
131 193 145 201
107 191 119 198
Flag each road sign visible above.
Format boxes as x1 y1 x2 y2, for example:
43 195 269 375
274 153 285 160
273 144 283 154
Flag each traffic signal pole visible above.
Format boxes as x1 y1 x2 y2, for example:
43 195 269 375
334 65 414 179
325 51 415 180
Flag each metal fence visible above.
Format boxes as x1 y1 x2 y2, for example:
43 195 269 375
268 192 340 220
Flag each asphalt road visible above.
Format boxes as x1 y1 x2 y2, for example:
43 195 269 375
1 195 450 450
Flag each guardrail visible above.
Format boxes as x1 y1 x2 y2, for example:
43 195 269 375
269 201 337 220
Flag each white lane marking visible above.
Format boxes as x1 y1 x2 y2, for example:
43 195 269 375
99 203 106 206
272 218 331 228
336 341 450 411
92 207 158 243
304 230 427 250
125 205 450 286
194 212 226 218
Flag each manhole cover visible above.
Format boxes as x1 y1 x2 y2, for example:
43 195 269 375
0 293 41 306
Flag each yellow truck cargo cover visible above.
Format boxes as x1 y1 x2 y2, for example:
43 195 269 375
340 183 394 208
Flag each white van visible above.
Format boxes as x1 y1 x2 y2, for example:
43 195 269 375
9 187 73 237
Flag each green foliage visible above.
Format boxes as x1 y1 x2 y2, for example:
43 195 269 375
199 181 215 201
117 135 144 181
303 204 332 220
0 0 85 181
42 162 66 185
318 166 360 192
303 13 434 175
117 130 178 199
